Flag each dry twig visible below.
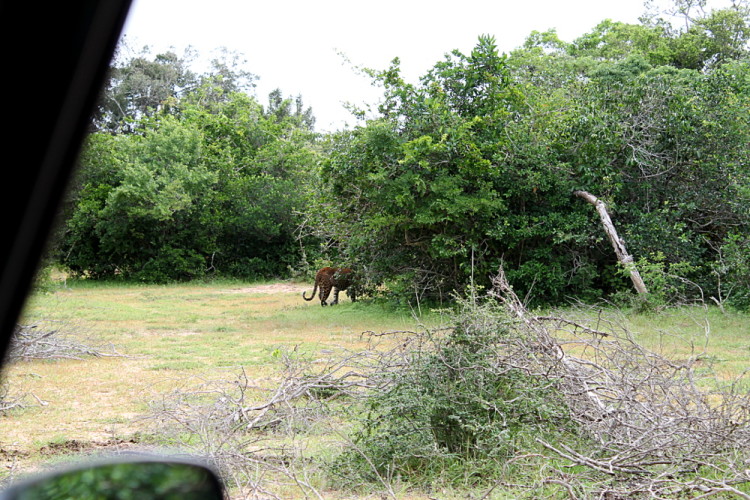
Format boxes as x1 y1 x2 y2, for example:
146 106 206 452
8 323 123 362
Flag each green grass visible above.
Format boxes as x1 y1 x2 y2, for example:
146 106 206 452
4 279 750 498
624 306 750 380
2 280 436 452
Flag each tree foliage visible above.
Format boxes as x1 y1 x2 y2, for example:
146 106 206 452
93 44 257 133
320 6 750 306
56 3 750 307
58 48 319 282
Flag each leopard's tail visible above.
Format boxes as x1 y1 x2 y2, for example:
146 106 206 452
302 283 318 301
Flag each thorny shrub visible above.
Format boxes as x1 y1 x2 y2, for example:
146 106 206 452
331 299 576 489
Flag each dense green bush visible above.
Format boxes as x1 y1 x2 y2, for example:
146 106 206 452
319 36 597 305
319 26 750 306
57 85 319 282
332 300 575 488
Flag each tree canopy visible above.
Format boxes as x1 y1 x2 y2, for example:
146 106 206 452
54 3 750 308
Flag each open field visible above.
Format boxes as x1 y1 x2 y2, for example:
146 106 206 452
0 282 434 479
2 280 750 497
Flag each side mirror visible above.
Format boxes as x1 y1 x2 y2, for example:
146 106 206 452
0 457 223 499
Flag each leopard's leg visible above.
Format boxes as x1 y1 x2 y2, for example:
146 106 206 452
320 285 331 306
331 287 340 305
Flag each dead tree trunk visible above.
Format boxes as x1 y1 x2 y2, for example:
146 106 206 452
574 190 648 295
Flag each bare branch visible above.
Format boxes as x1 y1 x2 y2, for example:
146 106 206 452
8 322 124 362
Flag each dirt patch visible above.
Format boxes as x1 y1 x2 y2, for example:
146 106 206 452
226 283 309 295
0 447 30 461
0 439 153 482
38 438 144 456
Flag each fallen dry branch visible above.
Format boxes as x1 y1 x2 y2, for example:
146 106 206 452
145 369 289 499
144 347 381 499
574 190 648 295
144 334 448 497
2 322 121 416
8 322 123 362
489 266 750 497
0 385 25 415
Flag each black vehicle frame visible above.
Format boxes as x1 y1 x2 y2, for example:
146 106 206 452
0 2 224 496
0 1 132 359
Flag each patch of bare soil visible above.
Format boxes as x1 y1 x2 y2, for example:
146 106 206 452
0 447 29 461
0 439 154 486
226 283 309 294
38 438 144 456
0 447 31 480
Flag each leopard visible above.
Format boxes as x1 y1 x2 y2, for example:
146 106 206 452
302 267 356 306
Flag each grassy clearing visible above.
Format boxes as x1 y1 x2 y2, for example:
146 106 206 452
627 307 750 379
2 279 750 498
0 281 434 466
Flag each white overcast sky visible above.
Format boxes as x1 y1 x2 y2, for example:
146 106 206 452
120 0 727 132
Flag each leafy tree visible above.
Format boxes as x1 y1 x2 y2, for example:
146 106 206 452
94 47 198 133
266 88 316 130
61 4 750 307
179 90 320 278
562 58 750 297
63 116 217 281
670 7 750 68
94 44 258 133
321 36 597 303
321 7 750 305
58 84 319 281
568 20 675 66
569 2 750 70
